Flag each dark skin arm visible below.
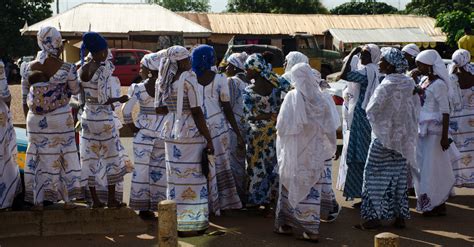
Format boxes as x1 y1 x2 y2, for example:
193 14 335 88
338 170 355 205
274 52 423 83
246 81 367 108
221 101 245 146
340 47 362 80
441 113 450 151
191 107 215 154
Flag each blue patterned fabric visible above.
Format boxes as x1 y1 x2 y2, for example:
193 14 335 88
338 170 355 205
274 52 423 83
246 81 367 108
344 70 372 199
361 139 410 220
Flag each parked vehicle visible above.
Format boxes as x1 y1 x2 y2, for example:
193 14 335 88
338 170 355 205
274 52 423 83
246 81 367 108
110 49 151 86
15 127 27 172
219 44 286 75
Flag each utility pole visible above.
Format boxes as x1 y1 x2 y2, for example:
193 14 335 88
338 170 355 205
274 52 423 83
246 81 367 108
56 0 59 14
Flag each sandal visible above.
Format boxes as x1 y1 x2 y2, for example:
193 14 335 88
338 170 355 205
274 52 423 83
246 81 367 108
107 201 127 209
321 204 341 223
91 202 106 209
31 203 44 211
273 226 292 235
353 219 381 231
297 232 319 242
63 202 78 210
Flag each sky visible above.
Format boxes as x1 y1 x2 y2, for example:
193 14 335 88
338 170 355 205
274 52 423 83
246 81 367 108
53 0 411 14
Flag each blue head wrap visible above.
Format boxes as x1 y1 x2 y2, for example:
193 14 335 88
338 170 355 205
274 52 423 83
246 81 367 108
81 32 108 65
381 47 408 74
191 45 215 77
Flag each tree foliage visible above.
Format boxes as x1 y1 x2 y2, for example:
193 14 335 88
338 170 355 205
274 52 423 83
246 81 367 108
436 11 473 47
226 0 328 14
330 1 398 15
404 0 472 18
148 0 210 12
0 0 52 57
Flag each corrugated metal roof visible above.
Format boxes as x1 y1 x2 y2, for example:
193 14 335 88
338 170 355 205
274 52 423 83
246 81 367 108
329 28 436 43
178 13 445 42
23 3 211 37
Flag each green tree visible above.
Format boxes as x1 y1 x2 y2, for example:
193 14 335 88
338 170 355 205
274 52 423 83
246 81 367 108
330 1 398 15
226 0 328 14
405 0 472 18
436 11 473 47
148 0 210 12
0 0 52 58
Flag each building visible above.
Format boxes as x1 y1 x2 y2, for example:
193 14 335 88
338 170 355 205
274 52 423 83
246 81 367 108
179 12 445 54
21 3 211 62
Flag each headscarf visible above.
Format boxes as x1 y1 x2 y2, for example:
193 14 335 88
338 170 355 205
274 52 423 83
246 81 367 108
284 51 309 73
81 32 108 65
381 47 409 74
191 45 215 77
227 52 248 71
359 44 381 109
141 50 166 71
245 53 279 87
402 44 420 58
276 63 339 208
449 49 474 75
416 49 461 111
36 26 63 64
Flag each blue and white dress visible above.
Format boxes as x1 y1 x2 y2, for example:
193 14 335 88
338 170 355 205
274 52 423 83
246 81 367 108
199 73 242 213
343 70 372 199
0 60 21 209
123 81 167 211
22 62 82 205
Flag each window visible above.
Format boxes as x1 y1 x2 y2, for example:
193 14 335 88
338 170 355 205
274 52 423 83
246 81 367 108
137 52 147 61
114 52 137 66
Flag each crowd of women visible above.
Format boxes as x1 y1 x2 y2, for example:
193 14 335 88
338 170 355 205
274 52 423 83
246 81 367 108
0 25 473 242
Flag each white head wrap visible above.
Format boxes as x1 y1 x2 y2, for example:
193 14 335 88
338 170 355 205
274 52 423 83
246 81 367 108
449 49 474 75
359 44 381 110
416 49 461 111
141 51 165 71
276 63 339 208
227 52 248 71
284 51 309 73
402 44 420 58
36 26 63 64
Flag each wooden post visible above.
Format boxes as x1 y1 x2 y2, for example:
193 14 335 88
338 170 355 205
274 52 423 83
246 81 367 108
374 232 399 247
158 200 178 247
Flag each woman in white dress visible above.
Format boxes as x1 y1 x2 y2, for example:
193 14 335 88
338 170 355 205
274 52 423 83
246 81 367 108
123 51 168 217
448 49 474 188
79 32 130 208
225 52 249 204
275 63 339 242
22 26 82 210
191 45 243 214
156 45 214 234
0 59 21 210
412 50 456 216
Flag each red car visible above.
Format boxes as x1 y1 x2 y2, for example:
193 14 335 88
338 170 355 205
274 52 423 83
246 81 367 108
110 49 151 86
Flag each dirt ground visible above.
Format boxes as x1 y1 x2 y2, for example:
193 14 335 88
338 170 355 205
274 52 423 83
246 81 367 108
1 156 473 247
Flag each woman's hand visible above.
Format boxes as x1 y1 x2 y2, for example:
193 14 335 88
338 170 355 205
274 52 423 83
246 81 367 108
119 95 129 103
351 46 362 55
410 69 422 81
440 136 450 151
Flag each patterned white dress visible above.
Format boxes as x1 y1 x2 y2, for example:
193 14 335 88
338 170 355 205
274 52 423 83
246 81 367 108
22 62 82 204
199 73 242 213
123 81 167 211
160 72 214 232
227 73 248 203
449 73 474 188
0 61 21 209
80 62 128 190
